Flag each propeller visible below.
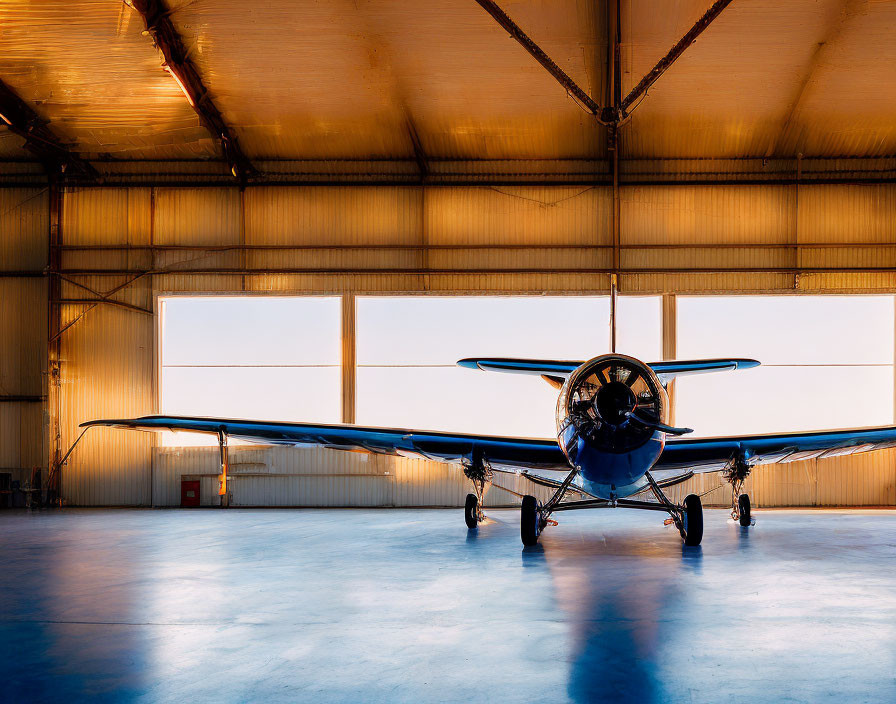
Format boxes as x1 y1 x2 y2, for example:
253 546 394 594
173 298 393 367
625 411 693 436
558 355 673 454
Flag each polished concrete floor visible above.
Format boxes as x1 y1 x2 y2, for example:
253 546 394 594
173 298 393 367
1 508 895 703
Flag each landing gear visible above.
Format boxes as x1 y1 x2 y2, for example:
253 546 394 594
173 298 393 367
465 493 481 529
518 466 579 545
725 454 754 527
681 494 704 546
737 493 751 527
520 495 543 546
644 471 703 546
462 449 491 529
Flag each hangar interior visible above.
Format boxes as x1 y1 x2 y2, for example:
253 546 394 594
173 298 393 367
2 0 896 509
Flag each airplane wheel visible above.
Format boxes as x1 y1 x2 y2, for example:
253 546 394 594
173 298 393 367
738 493 751 527
682 494 703 546
464 493 479 529
521 495 540 546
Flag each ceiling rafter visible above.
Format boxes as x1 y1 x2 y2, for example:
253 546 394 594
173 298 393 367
620 0 735 116
473 0 610 122
0 79 99 179
406 119 428 180
128 0 256 182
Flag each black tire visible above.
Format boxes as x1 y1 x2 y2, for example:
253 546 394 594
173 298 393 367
738 493 751 527
464 493 479 529
682 494 703 546
521 495 540 546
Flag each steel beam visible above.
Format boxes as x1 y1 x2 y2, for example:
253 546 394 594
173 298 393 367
0 395 45 403
49 265 896 276
0 80 98 179
620 0 734 115
473 0 604 118
406 120 428 180
129 0 255 182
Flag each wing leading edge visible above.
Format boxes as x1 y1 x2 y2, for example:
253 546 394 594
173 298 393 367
82 418 896 484
80 416 569 471
457 357 760 383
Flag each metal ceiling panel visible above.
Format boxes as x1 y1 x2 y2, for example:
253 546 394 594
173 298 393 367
619 0 855 158
165 0 607 160
0 0 215 159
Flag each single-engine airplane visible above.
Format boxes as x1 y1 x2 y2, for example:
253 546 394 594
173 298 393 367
81 354 896 546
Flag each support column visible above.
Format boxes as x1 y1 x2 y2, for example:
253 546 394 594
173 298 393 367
341 294 356 425
662 294 677 427
609 273 618 353
46 179 63 506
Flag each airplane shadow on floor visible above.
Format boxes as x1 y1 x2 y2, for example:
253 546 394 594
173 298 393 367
522 530 703 703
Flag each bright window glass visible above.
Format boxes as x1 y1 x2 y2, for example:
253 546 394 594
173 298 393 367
356 296 662 437
676 296 895 436
159 296 341 445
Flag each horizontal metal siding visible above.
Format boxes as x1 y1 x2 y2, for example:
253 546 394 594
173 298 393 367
0 403 44 484
667 451 896 508
0 188 47 270
151 446 554 507
60 305 153 506
0 188 47 486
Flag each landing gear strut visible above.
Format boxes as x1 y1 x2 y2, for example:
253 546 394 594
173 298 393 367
725 455 754 527
645 471 702 545
520 466 578 546
462 450 491 529
518 468 704 546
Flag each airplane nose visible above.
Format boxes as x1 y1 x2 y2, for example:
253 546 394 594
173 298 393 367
593 382 636 425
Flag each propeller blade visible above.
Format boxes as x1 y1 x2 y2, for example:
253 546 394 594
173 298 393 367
626 411 693 436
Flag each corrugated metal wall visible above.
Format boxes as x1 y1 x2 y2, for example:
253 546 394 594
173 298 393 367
152 446 555 508
1 188 47 490
3 183 895 506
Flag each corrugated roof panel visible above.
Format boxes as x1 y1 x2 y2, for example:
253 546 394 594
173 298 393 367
0 128 30 159
0 1 214 159
780 1 896 158
166 0 606 159
620 0 852 158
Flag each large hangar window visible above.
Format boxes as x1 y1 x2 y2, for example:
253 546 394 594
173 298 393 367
675 296 895 437
356 296 661 437
159 296 342 445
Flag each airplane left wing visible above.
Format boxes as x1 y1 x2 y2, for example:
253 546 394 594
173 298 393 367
657 426 896 474
80 415 570 472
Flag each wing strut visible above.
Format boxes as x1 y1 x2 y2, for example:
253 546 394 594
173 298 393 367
217 429 231 507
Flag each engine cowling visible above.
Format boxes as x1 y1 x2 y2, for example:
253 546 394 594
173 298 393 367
556 354 668 489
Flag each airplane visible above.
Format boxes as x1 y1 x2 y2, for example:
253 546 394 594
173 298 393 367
77 353 896 547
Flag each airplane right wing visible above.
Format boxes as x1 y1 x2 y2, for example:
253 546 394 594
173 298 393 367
656 426 896 474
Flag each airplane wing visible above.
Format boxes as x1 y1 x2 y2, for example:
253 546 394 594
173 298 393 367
656 426 896 474
458 357 760 384
80 415 570 472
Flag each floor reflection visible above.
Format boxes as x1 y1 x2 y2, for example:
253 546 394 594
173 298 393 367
539 529 696 703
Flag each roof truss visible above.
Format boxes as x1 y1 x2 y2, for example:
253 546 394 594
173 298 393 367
128 0 256 182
